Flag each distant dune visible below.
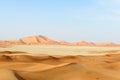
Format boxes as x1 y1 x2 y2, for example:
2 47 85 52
0 35 120 47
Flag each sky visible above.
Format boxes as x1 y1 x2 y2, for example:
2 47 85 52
0 0 120 43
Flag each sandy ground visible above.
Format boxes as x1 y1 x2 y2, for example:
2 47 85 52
0 45 120 80
0 45 120 55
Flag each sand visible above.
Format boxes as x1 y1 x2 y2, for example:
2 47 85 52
0 45 120 80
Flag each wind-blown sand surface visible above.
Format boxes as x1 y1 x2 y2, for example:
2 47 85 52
0 45 120 80
0 45 120 55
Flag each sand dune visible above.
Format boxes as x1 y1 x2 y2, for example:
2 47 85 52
0 50 120 80
0 35 120 46
16 63 119 80
0 69 18 80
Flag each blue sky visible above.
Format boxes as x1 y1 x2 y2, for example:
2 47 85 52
0 0 120 43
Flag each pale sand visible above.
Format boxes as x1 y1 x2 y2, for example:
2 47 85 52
0 45 120 55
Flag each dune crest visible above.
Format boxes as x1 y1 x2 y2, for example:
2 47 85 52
0 35 120 47
0 51 120 80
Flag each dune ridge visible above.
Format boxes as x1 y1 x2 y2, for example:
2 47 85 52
0 35 120 47
0 51 120 80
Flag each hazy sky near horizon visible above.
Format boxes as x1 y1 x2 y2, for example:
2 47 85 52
0 0 120 43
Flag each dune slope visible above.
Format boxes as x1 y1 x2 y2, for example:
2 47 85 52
0 51 120 80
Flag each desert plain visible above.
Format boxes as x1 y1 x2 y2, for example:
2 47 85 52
0 45 120 80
